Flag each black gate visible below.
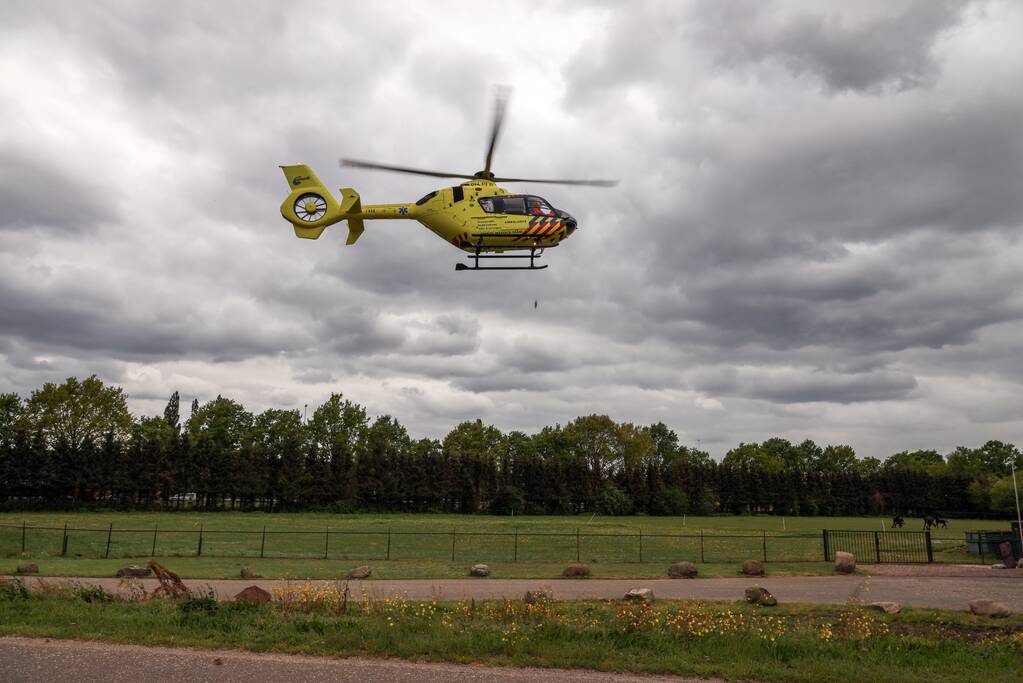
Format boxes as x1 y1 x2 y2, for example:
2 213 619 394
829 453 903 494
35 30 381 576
823 529 933 564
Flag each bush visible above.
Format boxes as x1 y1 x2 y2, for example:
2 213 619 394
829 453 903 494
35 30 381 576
649 487 688 516
72 584 114 603
596 485 634 516
0 578 29 601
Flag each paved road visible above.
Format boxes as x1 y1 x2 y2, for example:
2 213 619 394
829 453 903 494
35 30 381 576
9 574 1022 610
0 637 722 683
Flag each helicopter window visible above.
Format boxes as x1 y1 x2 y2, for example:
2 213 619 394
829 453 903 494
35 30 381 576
527 196 555 216
478 197 499 213
451 186 464 202
415 191 438 206
501 196 527 214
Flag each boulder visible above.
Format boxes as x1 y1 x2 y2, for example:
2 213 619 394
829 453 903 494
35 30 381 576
1017 558 1023 569
990 563 1006 569
523 589 553 604
240 565 257 579
744 585 777 607
346 565 371 579
741 559 765 576
869 601 902 614
834 551 856 574
15 562 38 574
969 599 1011 618
115 565 151 578
624 588 654 604
668 561 698 579
234 585 272 604
562 563 591 578
469 564 490 577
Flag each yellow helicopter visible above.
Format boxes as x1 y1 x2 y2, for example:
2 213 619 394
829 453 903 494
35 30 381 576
278 94 615 271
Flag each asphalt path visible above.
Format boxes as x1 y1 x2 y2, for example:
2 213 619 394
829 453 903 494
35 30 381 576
0 637 723 683
8 574 1022 610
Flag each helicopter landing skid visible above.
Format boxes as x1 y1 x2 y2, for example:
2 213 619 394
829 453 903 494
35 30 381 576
456 242 548 271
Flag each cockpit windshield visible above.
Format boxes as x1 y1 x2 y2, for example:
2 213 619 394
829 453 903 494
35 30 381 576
478 195 554 216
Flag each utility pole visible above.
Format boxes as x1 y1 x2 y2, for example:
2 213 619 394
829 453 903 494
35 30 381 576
304 404 308 423
1012 462 1022 560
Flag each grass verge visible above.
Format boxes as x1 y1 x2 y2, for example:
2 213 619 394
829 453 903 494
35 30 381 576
1 577 1020 683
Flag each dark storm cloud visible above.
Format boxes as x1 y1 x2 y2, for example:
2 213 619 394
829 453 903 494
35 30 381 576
0 150 116 232
695 0 967 92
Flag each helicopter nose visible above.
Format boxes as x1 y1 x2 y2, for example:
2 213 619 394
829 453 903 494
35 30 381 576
565 218 577 235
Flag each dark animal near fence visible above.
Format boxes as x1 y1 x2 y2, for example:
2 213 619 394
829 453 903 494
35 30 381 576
891 515 904 528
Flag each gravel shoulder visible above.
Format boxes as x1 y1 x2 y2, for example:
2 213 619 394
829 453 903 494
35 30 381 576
0 636 723 683
7 573 1022 611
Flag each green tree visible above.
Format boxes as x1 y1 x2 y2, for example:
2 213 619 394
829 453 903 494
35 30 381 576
26 376 132 450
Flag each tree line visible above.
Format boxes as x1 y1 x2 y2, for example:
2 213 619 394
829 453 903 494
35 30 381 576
0 376 1020 516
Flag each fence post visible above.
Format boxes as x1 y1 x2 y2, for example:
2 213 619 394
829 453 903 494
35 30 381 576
151 526 158 557
700 530 705 563
513 531 518 562
386 528 391 561
874 531 881 563
762 530 767 562
639 529 643 563
104 523 113 559
925 530 933 563
979 531 985 564
61 522 68 556
260 526 266 558
197 526 203 556
451 528 456 562
21 520 26 554
324 527 329 559
576 528 580 563
822 529 830 561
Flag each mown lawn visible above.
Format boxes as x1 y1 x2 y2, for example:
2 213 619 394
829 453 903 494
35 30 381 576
0 511 995 576
1 578 1020 683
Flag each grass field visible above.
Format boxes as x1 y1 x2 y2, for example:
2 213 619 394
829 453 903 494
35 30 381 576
2 581 1021 683
0 512 1003 579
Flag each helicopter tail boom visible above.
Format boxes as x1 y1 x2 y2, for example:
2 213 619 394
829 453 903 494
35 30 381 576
279 164 363 243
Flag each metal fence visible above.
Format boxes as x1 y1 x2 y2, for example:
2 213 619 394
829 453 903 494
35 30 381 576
2 523 1007 565
0 523 827 563
824 529 932 564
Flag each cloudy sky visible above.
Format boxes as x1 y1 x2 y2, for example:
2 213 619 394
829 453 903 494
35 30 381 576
1 1 1021 458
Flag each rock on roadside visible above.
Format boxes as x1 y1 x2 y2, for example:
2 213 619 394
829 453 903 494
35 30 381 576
115 565 151 578
744 585 777 606
523 589 553 604
240 565 258 579
235 585 272 604
562 563 590 577
834 551 856 574
668 561 698 578
969 599 1011 618
869 601 902 614
16 562 38 574
469 564 490 577
741 559 765 576
346 565 371 579
624 588 654 604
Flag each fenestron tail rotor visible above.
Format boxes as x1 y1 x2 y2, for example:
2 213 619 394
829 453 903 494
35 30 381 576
339 89 617 188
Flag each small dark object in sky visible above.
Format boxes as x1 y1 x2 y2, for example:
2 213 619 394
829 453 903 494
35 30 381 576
534 300 538 309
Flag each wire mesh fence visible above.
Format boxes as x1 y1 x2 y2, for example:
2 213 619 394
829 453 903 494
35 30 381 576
2 522 1005 565
1 522 828 563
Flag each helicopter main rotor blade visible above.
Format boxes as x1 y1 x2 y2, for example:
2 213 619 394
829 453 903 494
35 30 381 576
482 88 509 177
491 176 618 187
340 159 478 180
